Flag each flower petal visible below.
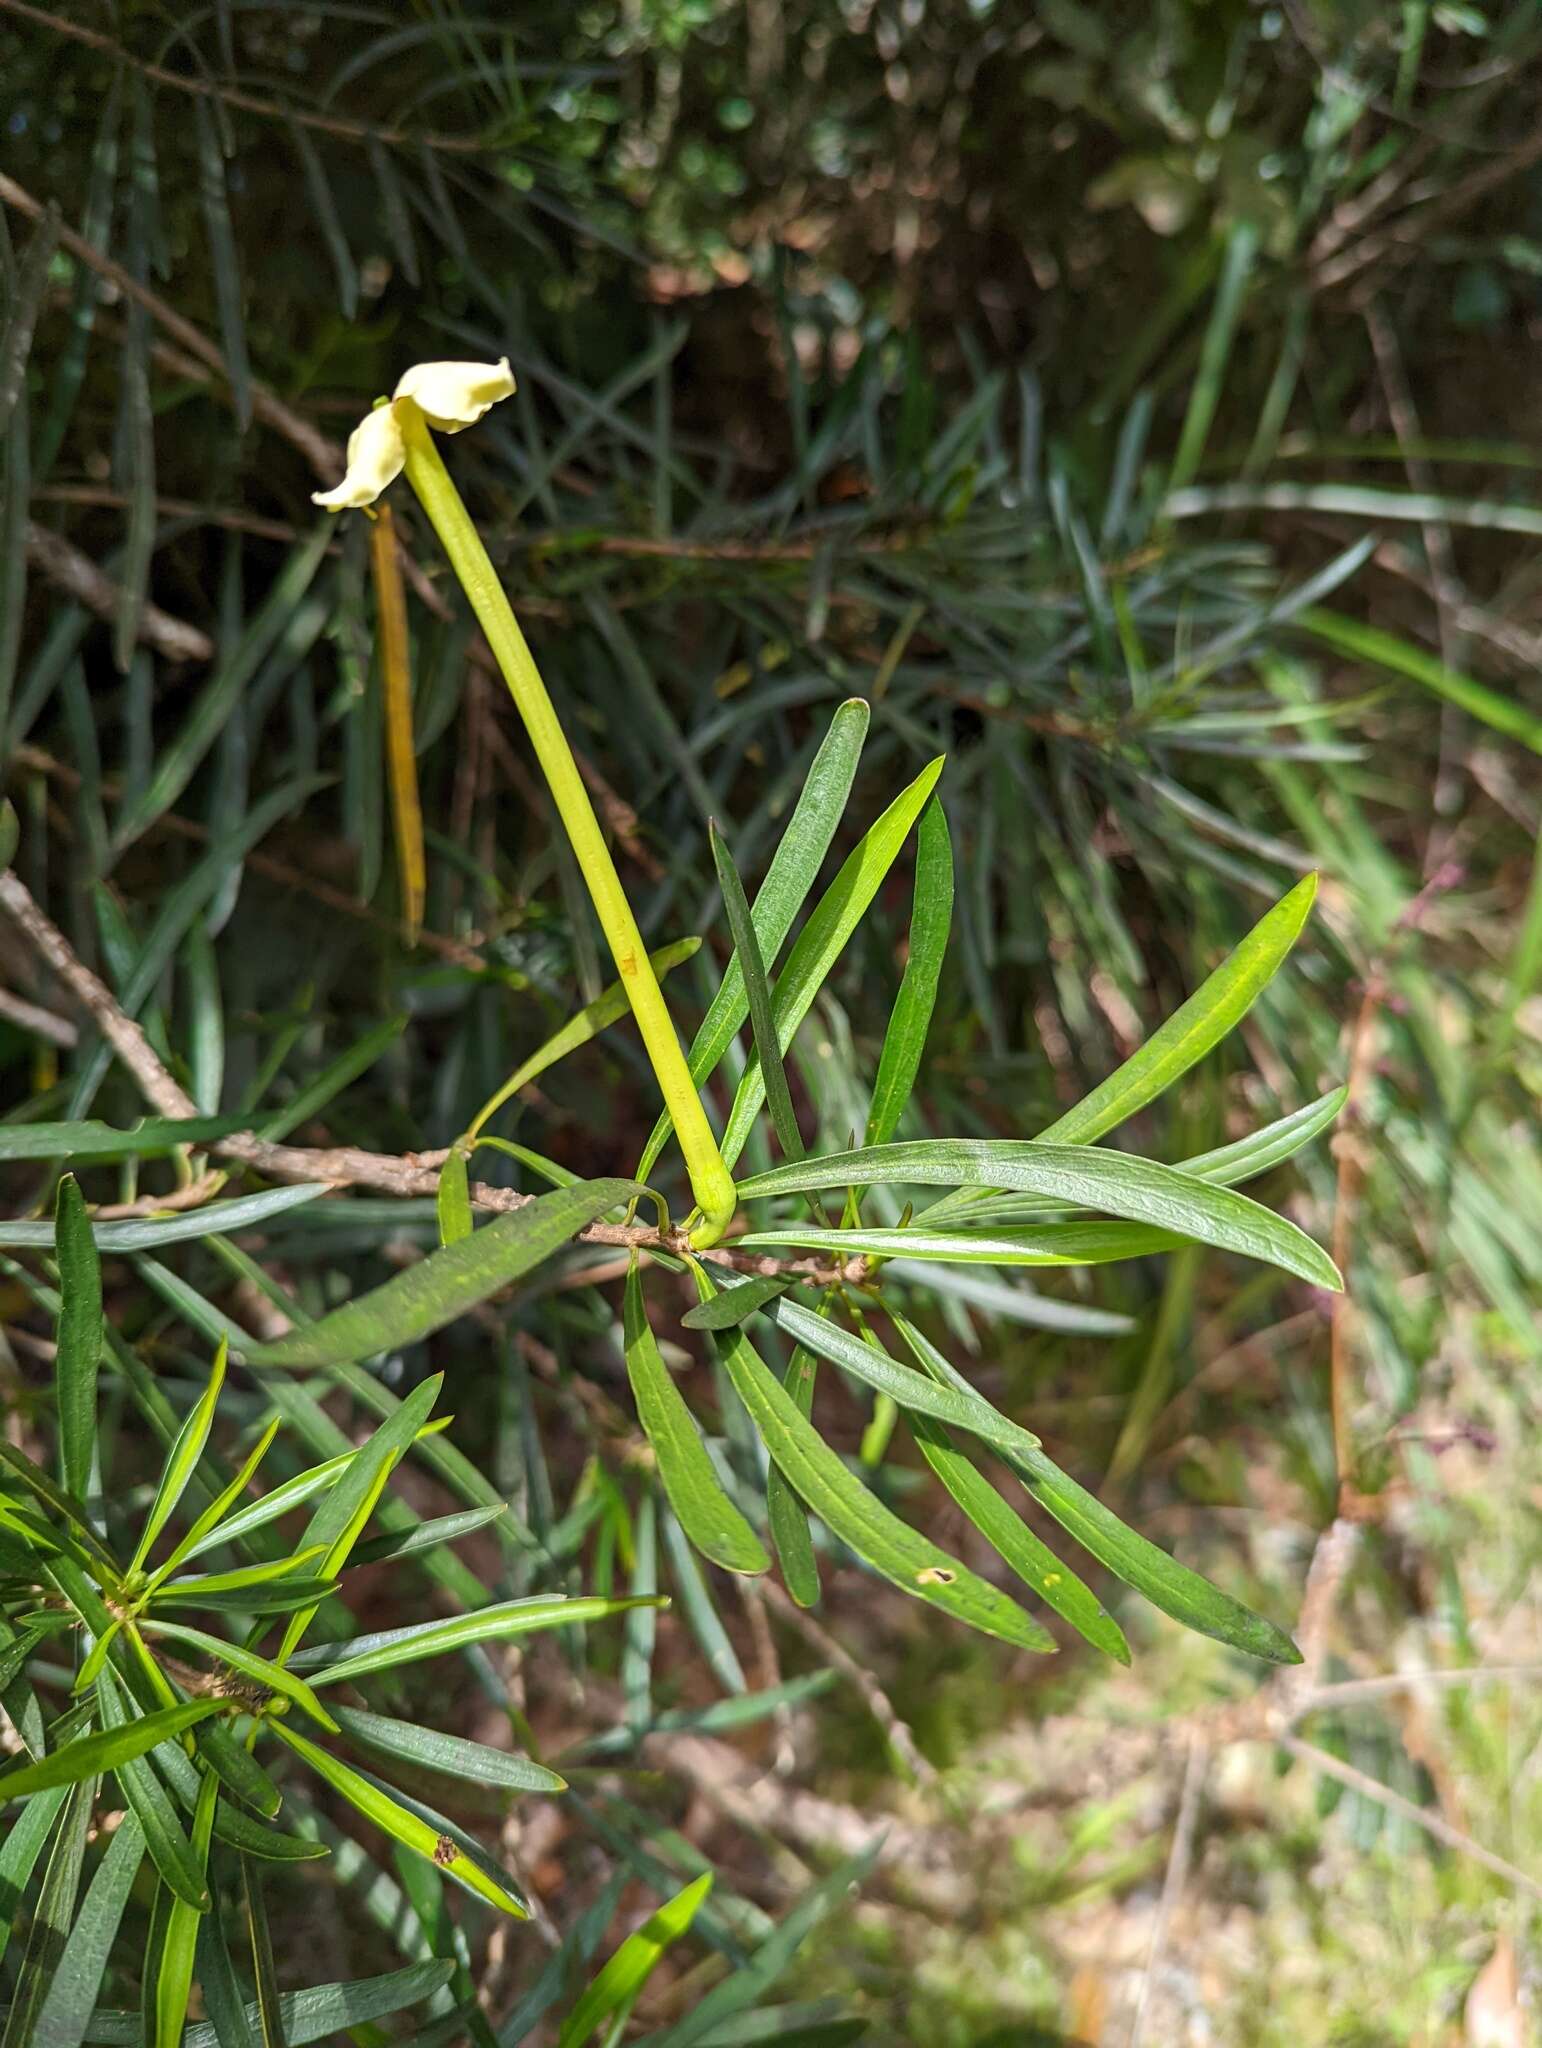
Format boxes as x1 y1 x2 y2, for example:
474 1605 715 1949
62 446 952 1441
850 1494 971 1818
392 357 516 434
312 403 406 510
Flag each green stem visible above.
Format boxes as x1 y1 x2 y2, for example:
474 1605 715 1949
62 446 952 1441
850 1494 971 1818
397 401 736 1247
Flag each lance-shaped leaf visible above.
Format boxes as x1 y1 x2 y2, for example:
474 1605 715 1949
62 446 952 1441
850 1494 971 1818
52 1178 101 1506
737 1139 1341 1290
904 1413 1129 1663
0 1117 245 1165
152 1767 218 2048
272 1375 444 1663
956 1087 1349 1230
894 1314 1300 1664
623 1261 768 1576
0 1185 329 1251
558 1873 712 2048
680 1273 789 1331
765 1299 1042 1466
717 757 946 1170
467 938 701 1145
177 1422 448 1564
289 1595 661 1687
194 1719 282 1820
241 1180 638 1367
766 1335 821 1610
30 1812 145 2048
637 698 871 1182
710 822 804 1164
331 1705 565 1794
267 1722 527 1917
1 1773 94 2048
128 1342 228 1576
0 1695 217 1806
864 793 953 1148
144 1419 281 1586
693 1274 1050 1650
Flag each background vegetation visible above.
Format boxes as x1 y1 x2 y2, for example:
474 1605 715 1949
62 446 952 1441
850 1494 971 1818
1 0 1540 2040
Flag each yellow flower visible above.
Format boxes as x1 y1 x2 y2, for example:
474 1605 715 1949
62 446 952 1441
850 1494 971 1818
312 358 516 510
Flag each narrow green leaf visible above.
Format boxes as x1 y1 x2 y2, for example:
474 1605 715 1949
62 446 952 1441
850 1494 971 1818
876 875 1323 1242
0 1117 246 1165
241 1180 637 1367
894 1315 1301 1664
558 1873 712 2048
1 1774 93 2048
638 1850 876 2048
624 1261 769 1576
331 1705 565 1793
738 1139 1342 1291
719 758 946 1168
178 1425 446 1564
194 1719 282 1819
193 1902 261 2048
151 1549 328 1602
139 1622 339 1733
864 795 953 1148
241 1854 284 2048
267 1723 527 1917
290 1596 660 1687
693 1276 1046 1649
680 1275 789 1331
436 1149 473 1247
0 1185 328 1252
711 824 803 1163
905 1415 1128 1662
271 1375 444 1661
349 1503 508 1567
466 939 701 1145
129 1341 228 1575
766 1298 1044 1469
31 1814 144 2048
766 1336 820 1610
637 700 871 1182
747 1219 1193 1268
0 1703 221 1802
53 1178 101 1505
145 1419 282 1586
1298 606 1542 755
1040 875 1318 1146
153 1767 217 2048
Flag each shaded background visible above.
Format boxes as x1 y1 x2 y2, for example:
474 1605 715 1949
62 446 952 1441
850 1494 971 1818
2 0 1540 2040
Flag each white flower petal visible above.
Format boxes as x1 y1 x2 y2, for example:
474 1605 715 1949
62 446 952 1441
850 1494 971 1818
311 402 407 510
392 356 516 434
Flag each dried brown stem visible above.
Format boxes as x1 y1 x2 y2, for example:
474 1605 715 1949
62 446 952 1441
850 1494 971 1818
25 522 215 665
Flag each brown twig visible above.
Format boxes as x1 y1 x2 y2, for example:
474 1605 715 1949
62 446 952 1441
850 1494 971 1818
25 522 215 664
